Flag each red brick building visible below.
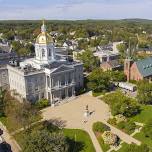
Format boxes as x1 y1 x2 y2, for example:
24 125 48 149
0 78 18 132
124 57 152 81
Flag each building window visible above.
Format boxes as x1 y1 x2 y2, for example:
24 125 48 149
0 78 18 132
49 48 51 56
42 49 45 57
47 76 50 88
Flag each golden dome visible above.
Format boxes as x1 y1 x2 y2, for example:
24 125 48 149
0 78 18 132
36 32 54 44
36 20 54 44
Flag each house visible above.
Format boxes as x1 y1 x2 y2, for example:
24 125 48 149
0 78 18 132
136 48 152 55
93 50 121 71
124 57 152 81
63 40 78 50
93 50 119 63
100 60 122 71
73 49 85 61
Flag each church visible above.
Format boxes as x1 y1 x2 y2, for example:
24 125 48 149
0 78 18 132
1 21 84 106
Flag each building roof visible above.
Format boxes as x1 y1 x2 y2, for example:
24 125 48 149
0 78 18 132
93 50 119 58
136 57 152 77
101 60 121 69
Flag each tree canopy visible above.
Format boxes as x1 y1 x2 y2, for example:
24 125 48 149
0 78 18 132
23 130 69 152
78 50 100 72
87 68 111 93
103 91 140 117
137 80 152 104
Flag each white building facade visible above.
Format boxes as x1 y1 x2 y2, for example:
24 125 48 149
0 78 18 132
2 21 84 105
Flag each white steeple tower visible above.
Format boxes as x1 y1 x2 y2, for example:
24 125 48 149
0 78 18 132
35 20 56 65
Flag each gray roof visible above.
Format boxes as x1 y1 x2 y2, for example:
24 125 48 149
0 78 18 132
136 57 152 77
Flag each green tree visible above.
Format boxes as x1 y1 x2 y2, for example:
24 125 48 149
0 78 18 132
78 50 99 72
137 80 152 104
0 88 6 116
3 31 14 40
109 71 126 82
4 96 40 130
87 68 110 92
103 91 140 117
23 130 69 152
18 48 29 56
116 43 127 58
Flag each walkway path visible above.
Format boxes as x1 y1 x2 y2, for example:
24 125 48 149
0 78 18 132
42 94 141 152
104 122 141 145
0 122 21 152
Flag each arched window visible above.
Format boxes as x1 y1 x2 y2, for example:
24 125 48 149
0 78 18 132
48 48 51 56
42 49 45 57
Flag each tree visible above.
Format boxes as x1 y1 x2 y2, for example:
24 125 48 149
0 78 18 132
4 95 40 130
0 88 6 116
3 31 14 40
12 41 22 51
116 43 127 57
137 80 152 104
109 71 126 82
142 118 152 139
23 130 69 152
78 50 99 72
103 91 140 117
87 68 111 93
18 48 29 56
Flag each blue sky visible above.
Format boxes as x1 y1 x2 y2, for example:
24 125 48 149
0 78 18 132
0 0 152 20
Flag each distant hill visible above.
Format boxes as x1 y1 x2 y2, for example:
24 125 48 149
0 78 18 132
121 18 152 24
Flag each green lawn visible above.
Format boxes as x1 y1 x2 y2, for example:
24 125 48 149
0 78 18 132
96 135 110 152
130 105 152 123
115 143 128 152
63 129 95 152
134 132 152 149
114 105 152 152
92 91 106 97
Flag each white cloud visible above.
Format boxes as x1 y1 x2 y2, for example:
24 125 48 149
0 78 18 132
0 0 152 20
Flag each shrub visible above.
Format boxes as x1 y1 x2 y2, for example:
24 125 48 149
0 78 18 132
93 122 110 133
36 99 49 109
125 121 136 134
117 121 136 134
108 118 117 125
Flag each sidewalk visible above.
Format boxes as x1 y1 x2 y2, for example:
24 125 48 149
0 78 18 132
0 122 21 152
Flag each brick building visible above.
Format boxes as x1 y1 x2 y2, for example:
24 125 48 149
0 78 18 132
124 57 152 81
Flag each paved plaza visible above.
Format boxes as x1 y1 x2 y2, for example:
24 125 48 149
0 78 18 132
42 93 140 152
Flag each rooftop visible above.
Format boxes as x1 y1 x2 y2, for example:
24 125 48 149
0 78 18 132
94 50 119 57
136 57 152 77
